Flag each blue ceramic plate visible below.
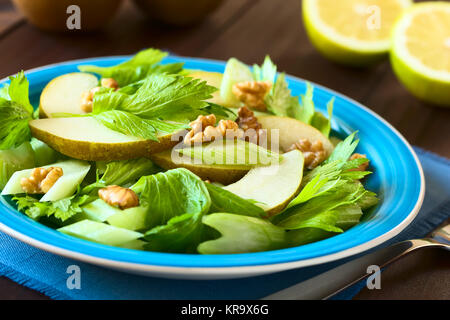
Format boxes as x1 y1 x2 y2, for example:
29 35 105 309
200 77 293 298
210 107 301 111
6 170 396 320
0 56 424 279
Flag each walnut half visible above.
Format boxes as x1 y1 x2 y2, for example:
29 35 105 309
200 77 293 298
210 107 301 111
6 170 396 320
236 106 265 144
98 185 139 210
184 114 244 145
80 77 119 113
287 138 326 169
349 153 370 171
20 167 63 194
232 81 272 111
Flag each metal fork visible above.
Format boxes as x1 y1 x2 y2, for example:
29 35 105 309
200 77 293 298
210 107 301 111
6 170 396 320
263 221 450 300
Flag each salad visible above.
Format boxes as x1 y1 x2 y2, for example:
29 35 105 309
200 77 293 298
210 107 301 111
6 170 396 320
0 49 378 254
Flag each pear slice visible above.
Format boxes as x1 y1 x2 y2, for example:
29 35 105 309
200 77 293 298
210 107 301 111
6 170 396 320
149 150 249 185
223 150 304 216
1 160 90 202
39 72 99 118
29 117 179 161
258 115 334 156
189 70 225 106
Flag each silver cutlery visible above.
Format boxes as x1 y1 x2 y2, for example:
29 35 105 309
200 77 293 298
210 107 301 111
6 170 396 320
263 221 450 300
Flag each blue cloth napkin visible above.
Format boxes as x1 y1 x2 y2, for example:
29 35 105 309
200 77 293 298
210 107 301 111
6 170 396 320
0 147 449 300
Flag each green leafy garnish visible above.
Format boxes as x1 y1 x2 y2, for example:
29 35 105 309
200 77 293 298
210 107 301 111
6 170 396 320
324 131 359 164
0 72 34 150
132 168 211 252
94 74 216 118
265 73 298 118
78 48 182 87
297 82 316 124
251 55 334 137
97 158 161 187
265 78 334 137
274 181 368 231
87 73 219 139
253 55 277 83
13 192 91 222
272 133 377 237
311 98 334 137
206 183 265 218
93 110 159 141
0 142 35 189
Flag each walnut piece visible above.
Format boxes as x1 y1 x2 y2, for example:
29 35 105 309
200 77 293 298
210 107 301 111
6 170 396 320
101 78 119 90
98 185 139 210
80 86 101 113
80 78 119 113
349 153 370 171
236 106 265 144
287 138 326 169
232 81 272 111
184 114 244 145
20 167 63 194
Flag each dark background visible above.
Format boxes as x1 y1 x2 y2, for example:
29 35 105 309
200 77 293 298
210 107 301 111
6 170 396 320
0 0 448 299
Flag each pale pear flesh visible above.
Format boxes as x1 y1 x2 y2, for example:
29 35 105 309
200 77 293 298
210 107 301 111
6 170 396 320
150 150 249 185
223 150 304 216
39 72 99 118
257 115 334 156
29 117 178 161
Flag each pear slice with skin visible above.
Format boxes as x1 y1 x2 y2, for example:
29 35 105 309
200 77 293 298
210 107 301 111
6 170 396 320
1 160 90 202
257 115 334 156
39 72 99 118
223 150 304 216
29 117 179 161
149 150 249 185
189 70 225 106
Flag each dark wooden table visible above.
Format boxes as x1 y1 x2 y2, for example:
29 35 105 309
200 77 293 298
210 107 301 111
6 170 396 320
0 0 448 300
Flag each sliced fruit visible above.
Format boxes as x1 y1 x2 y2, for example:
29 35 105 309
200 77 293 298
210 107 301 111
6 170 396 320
149 150 249 185
177 140 281 167
220 58 254 107
189 70 225 106
223 150 304 216
257 115 334 156
30 138 59 167
303 0 412 66
39 72 99 118
1 160 90 202
391 2 450 107
58 220 142 246
0 142 35 189
29 117 178 161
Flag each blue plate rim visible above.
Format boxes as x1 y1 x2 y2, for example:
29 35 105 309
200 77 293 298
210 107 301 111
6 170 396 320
0 55 425 277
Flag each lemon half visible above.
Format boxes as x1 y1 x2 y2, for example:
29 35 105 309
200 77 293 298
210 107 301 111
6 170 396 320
303 0 412 66
391 2 450 107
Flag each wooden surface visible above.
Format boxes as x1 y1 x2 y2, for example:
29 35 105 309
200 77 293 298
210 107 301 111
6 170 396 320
0 0 448 300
